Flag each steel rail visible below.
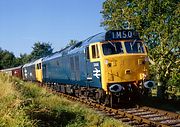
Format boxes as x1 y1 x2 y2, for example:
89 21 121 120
42 84 180 127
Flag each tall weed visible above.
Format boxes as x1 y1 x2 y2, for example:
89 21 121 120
0 73 128 127
0 73 35 127
15 81 128 127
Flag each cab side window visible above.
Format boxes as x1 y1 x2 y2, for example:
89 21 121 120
91 44 99 59
39 63 41 69
36 64 39 69
36 63 41 70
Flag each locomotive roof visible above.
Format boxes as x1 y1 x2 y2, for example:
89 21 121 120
34 58 43 64
23 58 44 68
42 30 140 62
22 60 36 68
43 32 106 62
42 46 72 62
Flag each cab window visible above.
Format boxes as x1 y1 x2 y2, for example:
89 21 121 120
125 41 144 53
36 63 41 70
102 42 123 55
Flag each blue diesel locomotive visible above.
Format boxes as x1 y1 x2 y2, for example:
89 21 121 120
1 30 155 106
35 30 155 106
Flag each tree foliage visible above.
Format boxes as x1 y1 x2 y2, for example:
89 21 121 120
0 48 16 69
30 42 53 60
18 53 32 64
101 0 180 94
0 42 53 69
66 40 78 47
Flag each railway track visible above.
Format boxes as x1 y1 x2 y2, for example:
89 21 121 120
43 84 180 127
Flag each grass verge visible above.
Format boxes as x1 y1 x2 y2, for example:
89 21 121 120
0 73 129 127
0 73 35 126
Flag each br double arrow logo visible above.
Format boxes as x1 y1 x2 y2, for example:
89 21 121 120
93 68 101 79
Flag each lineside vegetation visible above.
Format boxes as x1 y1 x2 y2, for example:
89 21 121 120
0 73 35 126
0 73 129 127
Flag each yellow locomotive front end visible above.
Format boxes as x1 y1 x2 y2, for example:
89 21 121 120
100 40 149 92
88 30 155 106
96 30 154 104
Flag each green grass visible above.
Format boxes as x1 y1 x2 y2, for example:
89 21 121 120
0 73 129 127
0 73 35 127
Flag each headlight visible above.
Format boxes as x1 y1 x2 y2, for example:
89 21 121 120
109 84 124 92
144 81 155 89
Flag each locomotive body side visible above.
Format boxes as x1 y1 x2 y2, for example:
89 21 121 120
42 52 67 83
42 44 102 89
22 62 36 81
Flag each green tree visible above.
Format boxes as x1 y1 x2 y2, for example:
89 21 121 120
101 0 180 98
0 48 16 69
0 48 4 69
30 42 53 60
16 53 32 65
66 40 78 47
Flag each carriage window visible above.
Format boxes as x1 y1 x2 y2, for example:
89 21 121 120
125 42 144 53
91 44 99 58
102 42 123 55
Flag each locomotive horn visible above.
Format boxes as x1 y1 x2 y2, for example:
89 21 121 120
144 81 155 89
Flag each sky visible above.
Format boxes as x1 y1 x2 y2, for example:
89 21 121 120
0 0 105 57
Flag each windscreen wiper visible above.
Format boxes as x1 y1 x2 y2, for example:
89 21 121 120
108 41 117 52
